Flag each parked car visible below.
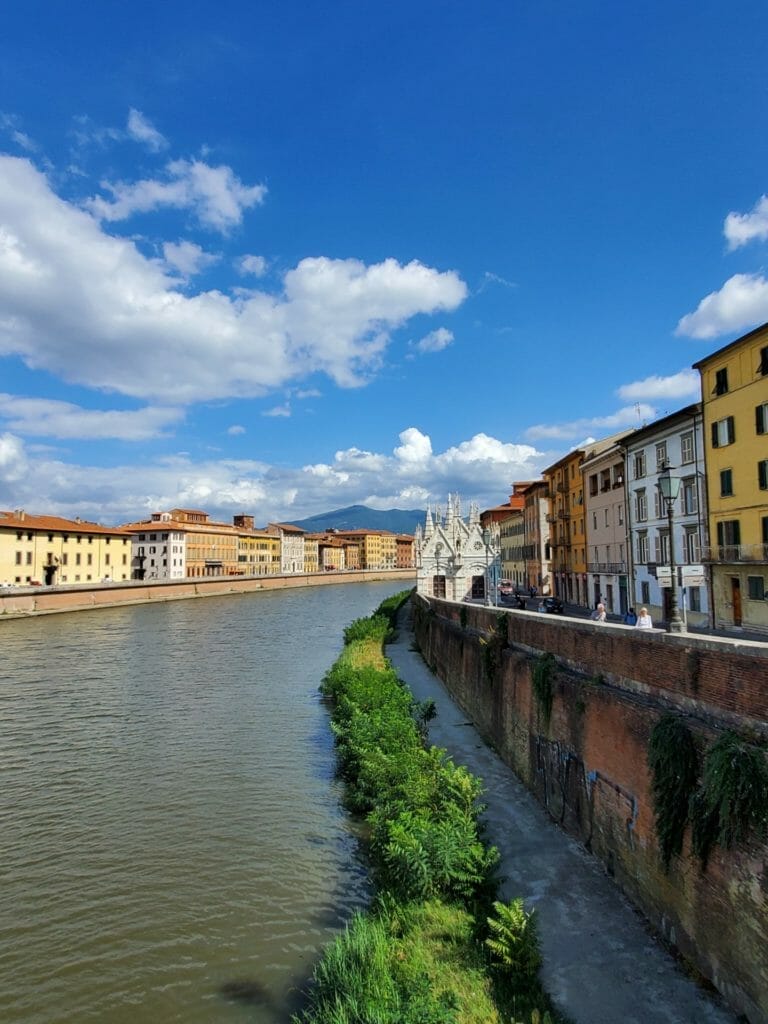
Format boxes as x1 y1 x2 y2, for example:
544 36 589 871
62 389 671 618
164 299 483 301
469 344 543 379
542 596 564 614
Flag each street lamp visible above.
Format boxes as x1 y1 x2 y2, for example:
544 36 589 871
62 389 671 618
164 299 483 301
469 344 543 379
658 462 685 633
482 527 492 606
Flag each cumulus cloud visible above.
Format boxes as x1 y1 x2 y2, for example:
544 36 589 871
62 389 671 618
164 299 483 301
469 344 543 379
0 156 467 403
0 426 547 526
126 109 168 152
724 194 768 250
162 240 219 277
227 424 246 435
525 405 656 441
676 272 768 339
617 369 700 402
83 158 267 231
263 404 291 417
414 327 454 353
238 254 268 277
0 394 184 440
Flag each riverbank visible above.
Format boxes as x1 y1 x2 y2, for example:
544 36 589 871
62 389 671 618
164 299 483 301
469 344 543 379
388 601 736 1024
0 568 415 620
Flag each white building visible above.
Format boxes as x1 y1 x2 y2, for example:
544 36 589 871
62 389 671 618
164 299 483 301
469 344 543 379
415 495 500 602
622 405 710 628
126 512 187 580
267 523 306 574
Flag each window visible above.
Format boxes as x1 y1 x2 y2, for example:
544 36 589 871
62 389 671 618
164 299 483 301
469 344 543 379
655 442 667 470
637 531 649 563
635 489 647 522
759 460 768 491
87 553 93 566
757 402 768 435
589 474 598 496
600 469 611 492
592 512 597 529
634 452 646 479
680 432 694 464
748 576 765 601
604 508 610 526
76 553 81 566
26 552 32 565
716 519 741 555
763 517 768 545
61 553 68 565
759 345 768 376
681 477 698 515
655 530 670 564
689 587 701 612
684 529 700 563
47 534 53 542
617 503 624 525
711 416 735 448
15 551 21 565
714 367 729 395
720 469 734 496
641 581 650 604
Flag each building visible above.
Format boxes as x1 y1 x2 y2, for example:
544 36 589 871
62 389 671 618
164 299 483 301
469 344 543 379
415 495 500 602
582 432 631 615
267 523 306 574
499 505 525 587
0 509 132 586
694 323 768 633
395 534 415 568
331 530 397 569
621 405 709 628
522 480 551 595
303 534 319 574
234 515 281 576
543 449 588 607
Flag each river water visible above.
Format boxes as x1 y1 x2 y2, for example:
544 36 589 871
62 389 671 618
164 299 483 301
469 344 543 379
0 582 405 1023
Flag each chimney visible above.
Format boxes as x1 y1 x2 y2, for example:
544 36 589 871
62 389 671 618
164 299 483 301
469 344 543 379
14 509 25 521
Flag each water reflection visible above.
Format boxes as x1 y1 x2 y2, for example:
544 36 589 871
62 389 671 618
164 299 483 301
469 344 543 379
0 582 404 1023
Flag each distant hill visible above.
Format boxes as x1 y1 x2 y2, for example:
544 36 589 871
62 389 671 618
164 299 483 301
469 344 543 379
287 504 424 535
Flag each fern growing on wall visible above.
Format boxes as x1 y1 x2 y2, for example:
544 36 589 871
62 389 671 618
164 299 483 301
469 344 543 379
647 714 699 869
531 653 556 725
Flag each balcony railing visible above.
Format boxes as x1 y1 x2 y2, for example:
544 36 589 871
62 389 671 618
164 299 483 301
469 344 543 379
586 561 628 575
546 514 557 524
558 510 570 519
701 544 768 564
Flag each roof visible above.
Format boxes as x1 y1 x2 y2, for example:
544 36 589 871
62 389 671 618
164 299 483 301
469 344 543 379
0 510 131 537
692 321 768 369
618 404 702 448
267 522 306 534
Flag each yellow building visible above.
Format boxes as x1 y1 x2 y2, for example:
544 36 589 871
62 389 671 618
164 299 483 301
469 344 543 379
0 509 132 586
694 322 768 633
303 534 319 574
332 530 397 569
234 516 281 576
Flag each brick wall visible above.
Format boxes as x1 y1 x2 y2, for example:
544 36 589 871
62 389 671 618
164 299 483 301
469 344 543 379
413 597 768 1024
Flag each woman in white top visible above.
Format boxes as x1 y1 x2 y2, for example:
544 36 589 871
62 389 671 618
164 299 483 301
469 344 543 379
635 607 653 629
592 603 607 622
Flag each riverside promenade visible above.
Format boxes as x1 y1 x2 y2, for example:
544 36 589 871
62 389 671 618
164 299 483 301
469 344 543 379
388 602 737 1024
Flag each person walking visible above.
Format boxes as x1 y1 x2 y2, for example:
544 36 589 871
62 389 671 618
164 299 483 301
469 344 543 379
624 608 637 626
591 603 607 622
635 607 653 629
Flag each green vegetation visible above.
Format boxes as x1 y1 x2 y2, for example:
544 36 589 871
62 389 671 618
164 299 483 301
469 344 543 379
298 589 560 1024
480 616 507 684
691 730 768 868
647 715 700 869
531 653 556 725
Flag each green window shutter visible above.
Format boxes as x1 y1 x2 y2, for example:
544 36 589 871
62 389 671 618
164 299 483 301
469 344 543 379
760 461 768 491
711 422 719 448
727 416 735 444
757 405 765 435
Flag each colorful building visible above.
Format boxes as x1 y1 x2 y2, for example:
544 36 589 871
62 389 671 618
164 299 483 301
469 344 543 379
694 323 768 633
0 509 131 586
581 432 631 615
543 449 587 607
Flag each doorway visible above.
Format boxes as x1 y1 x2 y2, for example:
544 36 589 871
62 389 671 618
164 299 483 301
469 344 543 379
731 577 742 626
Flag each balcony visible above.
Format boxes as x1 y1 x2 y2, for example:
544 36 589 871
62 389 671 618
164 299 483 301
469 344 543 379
558 510 570 519
546 513 557 524
586 561 628 575
701 544 768 564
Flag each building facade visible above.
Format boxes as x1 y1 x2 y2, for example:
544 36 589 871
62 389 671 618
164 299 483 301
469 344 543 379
0 509 132 586
415 496 500 602
544 449 587 607
267 523 306 574
582 435 630 615
694 324 768 633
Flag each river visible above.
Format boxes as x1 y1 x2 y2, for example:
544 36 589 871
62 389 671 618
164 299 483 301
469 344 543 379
0 581 405 1023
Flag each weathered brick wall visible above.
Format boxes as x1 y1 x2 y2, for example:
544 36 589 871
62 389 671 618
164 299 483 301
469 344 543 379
413 596 768 1024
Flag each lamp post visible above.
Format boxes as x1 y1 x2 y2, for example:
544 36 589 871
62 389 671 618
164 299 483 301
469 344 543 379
659 462 685 633
482 527 492 606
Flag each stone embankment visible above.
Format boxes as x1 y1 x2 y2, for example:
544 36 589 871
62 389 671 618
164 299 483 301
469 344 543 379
411 594 768 1024
0 569 415 619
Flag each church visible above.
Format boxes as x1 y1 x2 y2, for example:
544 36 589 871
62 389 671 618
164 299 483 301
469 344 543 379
414 494 500 603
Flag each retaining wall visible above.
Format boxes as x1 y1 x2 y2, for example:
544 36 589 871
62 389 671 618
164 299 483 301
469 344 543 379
412 595 768 1024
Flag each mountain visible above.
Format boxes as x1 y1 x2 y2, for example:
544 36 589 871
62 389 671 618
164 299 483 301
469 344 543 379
286 504 425 535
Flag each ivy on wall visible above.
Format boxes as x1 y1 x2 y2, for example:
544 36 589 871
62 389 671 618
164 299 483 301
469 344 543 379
648 714 699 869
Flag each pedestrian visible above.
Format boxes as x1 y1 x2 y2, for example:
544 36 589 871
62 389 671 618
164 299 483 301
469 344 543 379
635 607 653 629
591 603 606 622
624 607 637 626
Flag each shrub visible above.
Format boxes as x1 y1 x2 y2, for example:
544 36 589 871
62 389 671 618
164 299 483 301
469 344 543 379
647 714 699 869
485 898 541 990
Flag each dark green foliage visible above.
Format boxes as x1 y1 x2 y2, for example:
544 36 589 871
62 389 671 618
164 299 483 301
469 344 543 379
647 715 699 869
459 604 468 630
480 625 506 684
344 612 392 645
691 730 768 868
531 653 556 725
485 899 541 990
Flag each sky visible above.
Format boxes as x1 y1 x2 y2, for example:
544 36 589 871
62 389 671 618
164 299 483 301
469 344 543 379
2 1 768 526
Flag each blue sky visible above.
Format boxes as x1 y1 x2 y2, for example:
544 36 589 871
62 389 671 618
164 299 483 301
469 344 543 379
2 1 768 525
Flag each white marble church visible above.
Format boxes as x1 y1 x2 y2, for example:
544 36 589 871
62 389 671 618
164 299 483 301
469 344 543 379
414 494 501 602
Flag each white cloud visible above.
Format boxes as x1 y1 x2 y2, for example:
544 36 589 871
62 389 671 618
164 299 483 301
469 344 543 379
724 195 768 250
227 424 246 435
0 394 183 440
676 272 768 339
617 369 700 402
162 240 219 277
238 254 268 277
263 404 291 417
295 388 321 399
0 156 467 403
126 108 168 152
1 114 37 152
414 327 454 353
0 426 547 526
83 158 268 232
480 271 516 290
525 405 656 441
